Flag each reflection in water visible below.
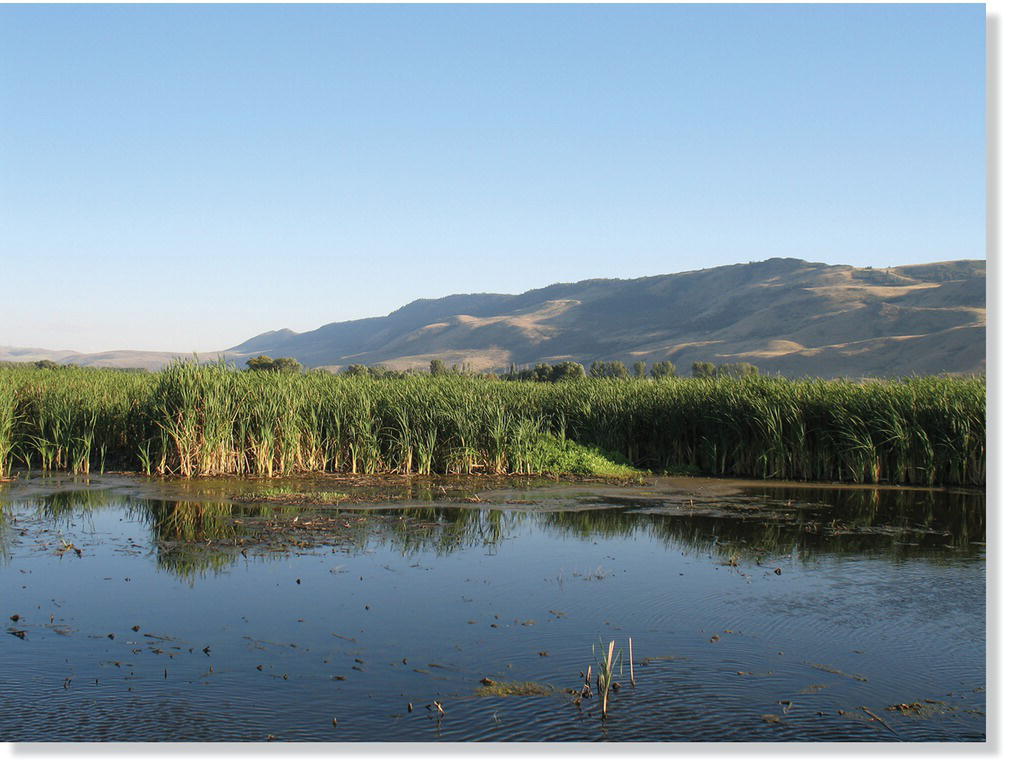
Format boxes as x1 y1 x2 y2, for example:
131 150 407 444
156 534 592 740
0 478 985 742
130 500 246 580
0 489 114 564
541 487 985 564
0 482 986 580
29 488 120 518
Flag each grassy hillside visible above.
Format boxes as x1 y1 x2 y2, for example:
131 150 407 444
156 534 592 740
228 258 985 378
1 258 985 378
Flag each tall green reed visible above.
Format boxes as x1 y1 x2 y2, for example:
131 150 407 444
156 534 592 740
0 363 985 486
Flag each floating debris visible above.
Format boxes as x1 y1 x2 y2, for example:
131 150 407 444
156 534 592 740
799 683 828 693
862 706 900 736
475 680 554 697
809 663 868 682
886 700 957 719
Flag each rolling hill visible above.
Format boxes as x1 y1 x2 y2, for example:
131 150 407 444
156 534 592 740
2 258 985 378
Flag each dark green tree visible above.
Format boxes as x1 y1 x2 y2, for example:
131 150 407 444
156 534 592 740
650 360 676 379
691 361 718 378
717 362 760 378
246 355 301 373
633 361 647 378
430 359 449 376
246 355 276 371
553 361 586 381
604 361 630 378
271 357 302 373
531 363 552 382
590 360 629 378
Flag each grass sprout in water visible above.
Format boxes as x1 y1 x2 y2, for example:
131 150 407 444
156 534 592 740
595 638 623 720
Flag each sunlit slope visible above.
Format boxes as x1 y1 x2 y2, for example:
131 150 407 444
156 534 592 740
1 258 984 377
231 258 985 377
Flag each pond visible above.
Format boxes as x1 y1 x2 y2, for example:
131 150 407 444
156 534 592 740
0 474 985 742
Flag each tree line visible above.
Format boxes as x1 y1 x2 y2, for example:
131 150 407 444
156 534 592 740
244 355 760 380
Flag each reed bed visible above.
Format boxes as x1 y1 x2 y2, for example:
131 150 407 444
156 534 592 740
0 363 985 486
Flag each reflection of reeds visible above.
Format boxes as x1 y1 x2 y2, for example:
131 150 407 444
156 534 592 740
536 488 985 562
140 500 239 542
126 499 244 581
0 363 985 485
0 482 984 587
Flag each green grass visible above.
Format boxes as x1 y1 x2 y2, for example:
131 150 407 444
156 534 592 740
0 363 985 486
526 433 643 479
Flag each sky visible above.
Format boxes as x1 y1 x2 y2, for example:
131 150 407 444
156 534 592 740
0 3 985 353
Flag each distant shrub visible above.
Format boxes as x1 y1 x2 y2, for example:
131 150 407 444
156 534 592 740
651 361 676 379
246 355 302 373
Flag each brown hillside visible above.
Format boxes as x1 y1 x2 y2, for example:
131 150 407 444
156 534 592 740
1 258 985 377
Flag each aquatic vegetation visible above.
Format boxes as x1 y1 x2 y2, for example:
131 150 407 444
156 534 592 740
524 433 642 479
594 638 622 719
230 490 349 506
474 679 555 697
0 364 985 485
628 637 635 687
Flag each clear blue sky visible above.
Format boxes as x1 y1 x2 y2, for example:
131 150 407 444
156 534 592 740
0 4 984 352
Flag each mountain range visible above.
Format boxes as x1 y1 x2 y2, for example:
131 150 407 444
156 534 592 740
1 258 985 378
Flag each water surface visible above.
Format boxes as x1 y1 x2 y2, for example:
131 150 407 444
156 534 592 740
0 475 985 741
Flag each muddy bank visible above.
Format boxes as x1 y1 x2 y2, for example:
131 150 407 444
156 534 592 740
0 470 969 509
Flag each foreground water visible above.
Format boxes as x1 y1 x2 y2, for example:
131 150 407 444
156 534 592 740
0 474 985 742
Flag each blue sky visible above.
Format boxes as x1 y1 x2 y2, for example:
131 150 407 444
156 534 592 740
0 4 984 352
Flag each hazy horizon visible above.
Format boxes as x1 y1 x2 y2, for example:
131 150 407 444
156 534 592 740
1 4 984 353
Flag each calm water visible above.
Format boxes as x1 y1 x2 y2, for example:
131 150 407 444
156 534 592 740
0 475 985 742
